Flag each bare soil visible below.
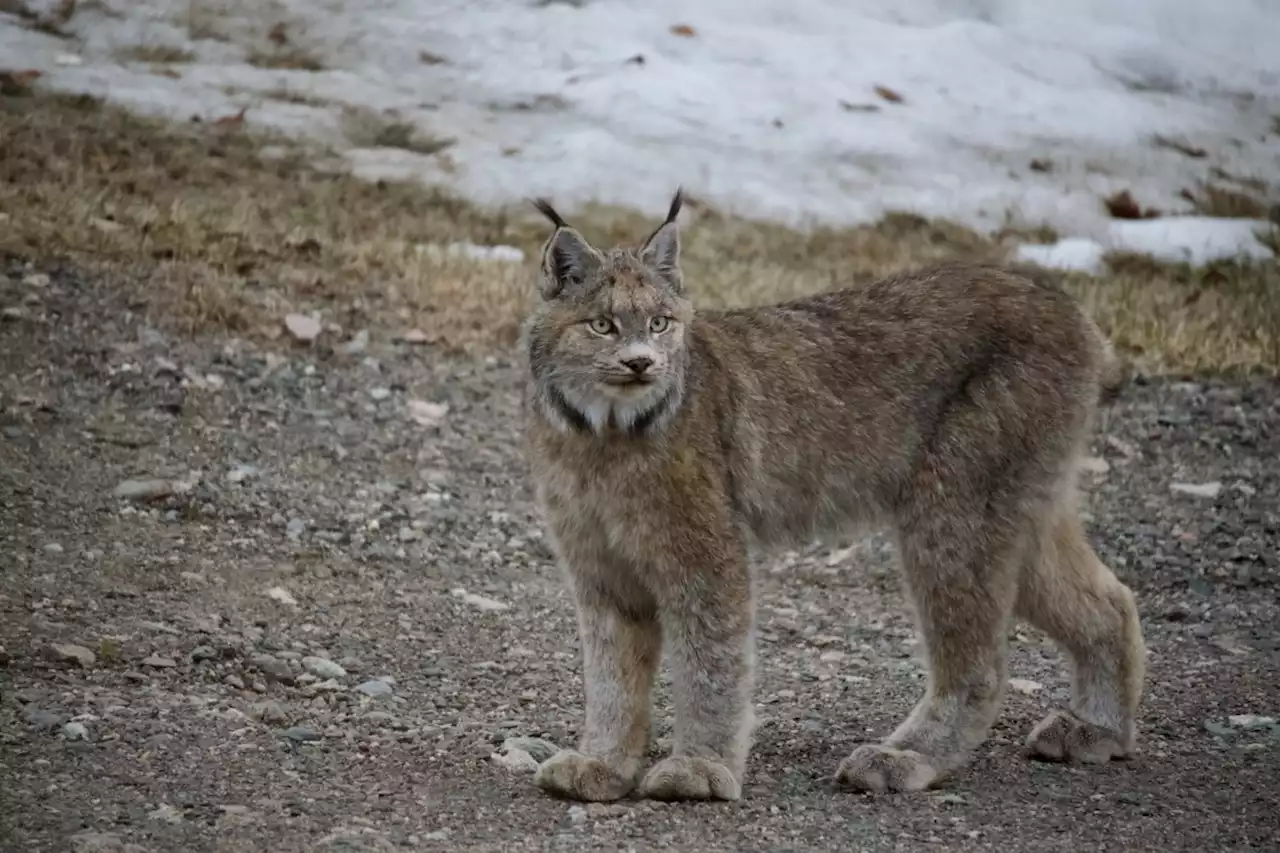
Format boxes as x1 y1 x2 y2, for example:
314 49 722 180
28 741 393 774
1 258 1277 853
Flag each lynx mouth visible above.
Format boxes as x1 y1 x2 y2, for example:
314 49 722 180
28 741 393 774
601 375 654 389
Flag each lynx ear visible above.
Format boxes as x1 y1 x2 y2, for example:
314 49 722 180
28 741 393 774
532 198 602 299
639 188 684 292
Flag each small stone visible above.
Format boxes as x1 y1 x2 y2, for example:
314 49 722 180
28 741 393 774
567 805 588 825
226 464 261 484
223 674 246 689
1171 481 1222 499
407 399 450 428
450 587 509 612
141 655 177 668
49 643 96 668
284 313 322 342
279 725 320 743
369 386 392 401
285 518 306 540
355 679 393 698
1227 714 1276 730
934 793 966 805
43 542 64 554
1079 456 1110 475
819 650 846 663
491 747 539 773
251 654 295 684
501 736 559 763
148 803 184 825
55 53 84 67
337 329 369 356
24 707 64 731
251 701 290 725
1204 720 1236 738
1008 678 1043 695
265 586 298 606
62 721 89 741
302 656 347 679
23 272 51 287
190 645 218 662
402 328 429 345
113 478 176 501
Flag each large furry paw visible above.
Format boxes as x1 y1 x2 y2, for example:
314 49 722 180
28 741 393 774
637 756 741 802
534 750 636 802
834 744 943 793
1025 710 1131 764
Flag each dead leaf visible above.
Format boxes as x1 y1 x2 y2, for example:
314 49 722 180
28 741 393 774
669 24 697 37
1029 158 1053 173
873 85 904 104
214 107 248 127
0 68 42 96
1104 189 1145 220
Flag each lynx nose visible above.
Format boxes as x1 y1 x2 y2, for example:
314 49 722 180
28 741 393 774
621 355 654 375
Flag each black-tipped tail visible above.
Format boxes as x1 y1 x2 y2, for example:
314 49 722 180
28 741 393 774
531 197 569 230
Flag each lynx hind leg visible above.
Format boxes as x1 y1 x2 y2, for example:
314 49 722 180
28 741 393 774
1017 507 1145 764
838 497 1024 793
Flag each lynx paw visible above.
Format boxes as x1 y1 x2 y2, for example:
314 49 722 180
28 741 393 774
637 756 741 802
1025 710 1131 764
534 750 636 802
834 745 943 793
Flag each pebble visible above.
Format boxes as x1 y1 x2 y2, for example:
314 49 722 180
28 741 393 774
148 804 185 825
190 645 218 662
49 643 96 668
407 399 450 428
24 706 65 731
1079 456 1110 475
141 655 177 668
285 519 307 540
251 654 296 684
251 701 290 725
284 313 322 342
226 464 261 484
43 542 64 554
369 386 392 401
1171 481 1222 499
62 721 89 741
402 328 429 345
302 656 347 679
265 586 298 606
450 588 510 612
1008 678 1043 695
223 674 246 689
491 747 539 773
113 478 178 501
355 678 394 698
279 725 321 743
501 736 559 763
1227 714 1276 730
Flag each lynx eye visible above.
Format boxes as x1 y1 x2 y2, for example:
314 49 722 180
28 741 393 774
649 316 672 334
587 317 616 336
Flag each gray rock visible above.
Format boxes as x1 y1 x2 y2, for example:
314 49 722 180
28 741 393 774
62 721 89 740
285 518 307 539
23 706 65 731
501 736 560 763
251 700 290 725
355 678 393 698
141 655 177 668
43 542 64 554
302 656 347 679
49 643 96 668
278 725 320 743
190 645 218 662
251 653 295 684
113 478 176 501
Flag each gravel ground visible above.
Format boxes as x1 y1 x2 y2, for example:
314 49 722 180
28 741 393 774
1 260 1278 853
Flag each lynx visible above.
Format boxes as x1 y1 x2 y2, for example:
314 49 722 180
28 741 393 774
519 191 1145 802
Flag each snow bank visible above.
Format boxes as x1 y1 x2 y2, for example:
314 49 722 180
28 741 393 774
3 0 1278 263
1015 217 1276 273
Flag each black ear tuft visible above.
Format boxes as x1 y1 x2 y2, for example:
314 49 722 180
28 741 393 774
663 187 684 227
531 197 569 230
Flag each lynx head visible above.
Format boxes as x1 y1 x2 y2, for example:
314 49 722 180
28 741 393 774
523 190 693 437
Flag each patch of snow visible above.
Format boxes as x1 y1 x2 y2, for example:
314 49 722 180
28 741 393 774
1015 217 1275 273
2 0 1278 255
1014 238 1107 275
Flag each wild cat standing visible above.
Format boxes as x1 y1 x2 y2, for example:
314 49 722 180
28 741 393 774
519 191 1145 802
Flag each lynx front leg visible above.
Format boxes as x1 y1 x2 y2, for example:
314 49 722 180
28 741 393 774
536 596 661 802
637 554 755 802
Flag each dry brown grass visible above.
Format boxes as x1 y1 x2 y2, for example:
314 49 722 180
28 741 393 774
1 92 1276 374
115 44 196 64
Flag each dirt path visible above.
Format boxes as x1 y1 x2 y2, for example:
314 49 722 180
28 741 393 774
2 261 1278 853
